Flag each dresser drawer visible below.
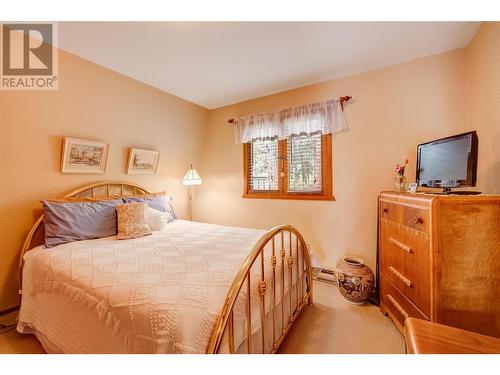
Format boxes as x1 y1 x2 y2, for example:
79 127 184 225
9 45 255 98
380 274 429 333
380 222 431 316
380 201 430 233
380 221 430 271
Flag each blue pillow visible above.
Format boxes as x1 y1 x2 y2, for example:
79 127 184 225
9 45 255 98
42 199 123 248
123 195 176 219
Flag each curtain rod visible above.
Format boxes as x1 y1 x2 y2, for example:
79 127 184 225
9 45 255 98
226 95 352 125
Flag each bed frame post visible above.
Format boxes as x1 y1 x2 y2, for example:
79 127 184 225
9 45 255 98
206 224 313 354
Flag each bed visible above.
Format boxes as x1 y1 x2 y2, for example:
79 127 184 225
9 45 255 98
17 181 313 354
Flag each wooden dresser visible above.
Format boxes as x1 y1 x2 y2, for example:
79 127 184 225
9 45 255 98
378 192 500 338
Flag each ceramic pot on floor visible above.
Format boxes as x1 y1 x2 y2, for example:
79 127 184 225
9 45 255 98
336 257 374 305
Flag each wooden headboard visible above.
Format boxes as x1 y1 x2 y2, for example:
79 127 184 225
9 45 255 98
19 181 152 275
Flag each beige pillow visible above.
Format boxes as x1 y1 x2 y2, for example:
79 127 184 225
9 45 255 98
116 202 152 240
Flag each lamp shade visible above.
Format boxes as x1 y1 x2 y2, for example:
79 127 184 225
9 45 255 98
183 165 202 185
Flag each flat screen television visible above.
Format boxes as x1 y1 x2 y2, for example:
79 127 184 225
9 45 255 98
416 131 479 194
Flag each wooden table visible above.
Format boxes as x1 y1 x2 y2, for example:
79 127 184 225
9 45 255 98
404 318 500 354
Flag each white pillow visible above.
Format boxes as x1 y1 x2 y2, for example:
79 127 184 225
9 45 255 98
144 207 174 231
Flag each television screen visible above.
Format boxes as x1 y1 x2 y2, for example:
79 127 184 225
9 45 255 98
417 131 478 188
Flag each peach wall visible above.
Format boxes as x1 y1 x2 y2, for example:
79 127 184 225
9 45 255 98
0 49 208 311
195 49 468 277
467 22 500 193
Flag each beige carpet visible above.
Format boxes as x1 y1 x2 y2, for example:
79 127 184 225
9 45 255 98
0 281 404 354
279 281 405 354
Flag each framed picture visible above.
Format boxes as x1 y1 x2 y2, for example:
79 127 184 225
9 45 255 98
408 182 418 193
127 148 160 175
61 137 109 174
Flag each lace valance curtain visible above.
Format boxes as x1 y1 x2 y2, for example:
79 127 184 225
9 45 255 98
234 98 348 144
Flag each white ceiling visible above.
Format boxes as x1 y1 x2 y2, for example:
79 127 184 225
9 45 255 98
58 22 480 109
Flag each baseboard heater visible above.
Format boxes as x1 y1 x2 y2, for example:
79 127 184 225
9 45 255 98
314 268 337 284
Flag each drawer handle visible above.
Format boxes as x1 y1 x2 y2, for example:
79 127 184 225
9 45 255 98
388 266 413 287
388 237 413 253
387 294 409 319
383 208 389 213
413 216 423 224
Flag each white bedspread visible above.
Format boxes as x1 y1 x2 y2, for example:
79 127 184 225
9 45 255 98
18 220 274 353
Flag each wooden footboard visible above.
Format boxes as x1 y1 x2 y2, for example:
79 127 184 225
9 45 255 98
207 225 313 354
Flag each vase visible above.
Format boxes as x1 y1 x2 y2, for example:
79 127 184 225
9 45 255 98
336 257 374 305
394 174 407 192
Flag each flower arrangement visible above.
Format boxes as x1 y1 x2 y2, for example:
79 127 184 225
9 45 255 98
395 159 409 176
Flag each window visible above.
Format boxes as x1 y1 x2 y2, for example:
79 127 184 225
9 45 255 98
243 133 333 200
287 132 322 192
237 97 348 200
248 137 279 191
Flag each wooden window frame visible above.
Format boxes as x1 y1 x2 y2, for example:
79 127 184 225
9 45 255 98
243 134 334 201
